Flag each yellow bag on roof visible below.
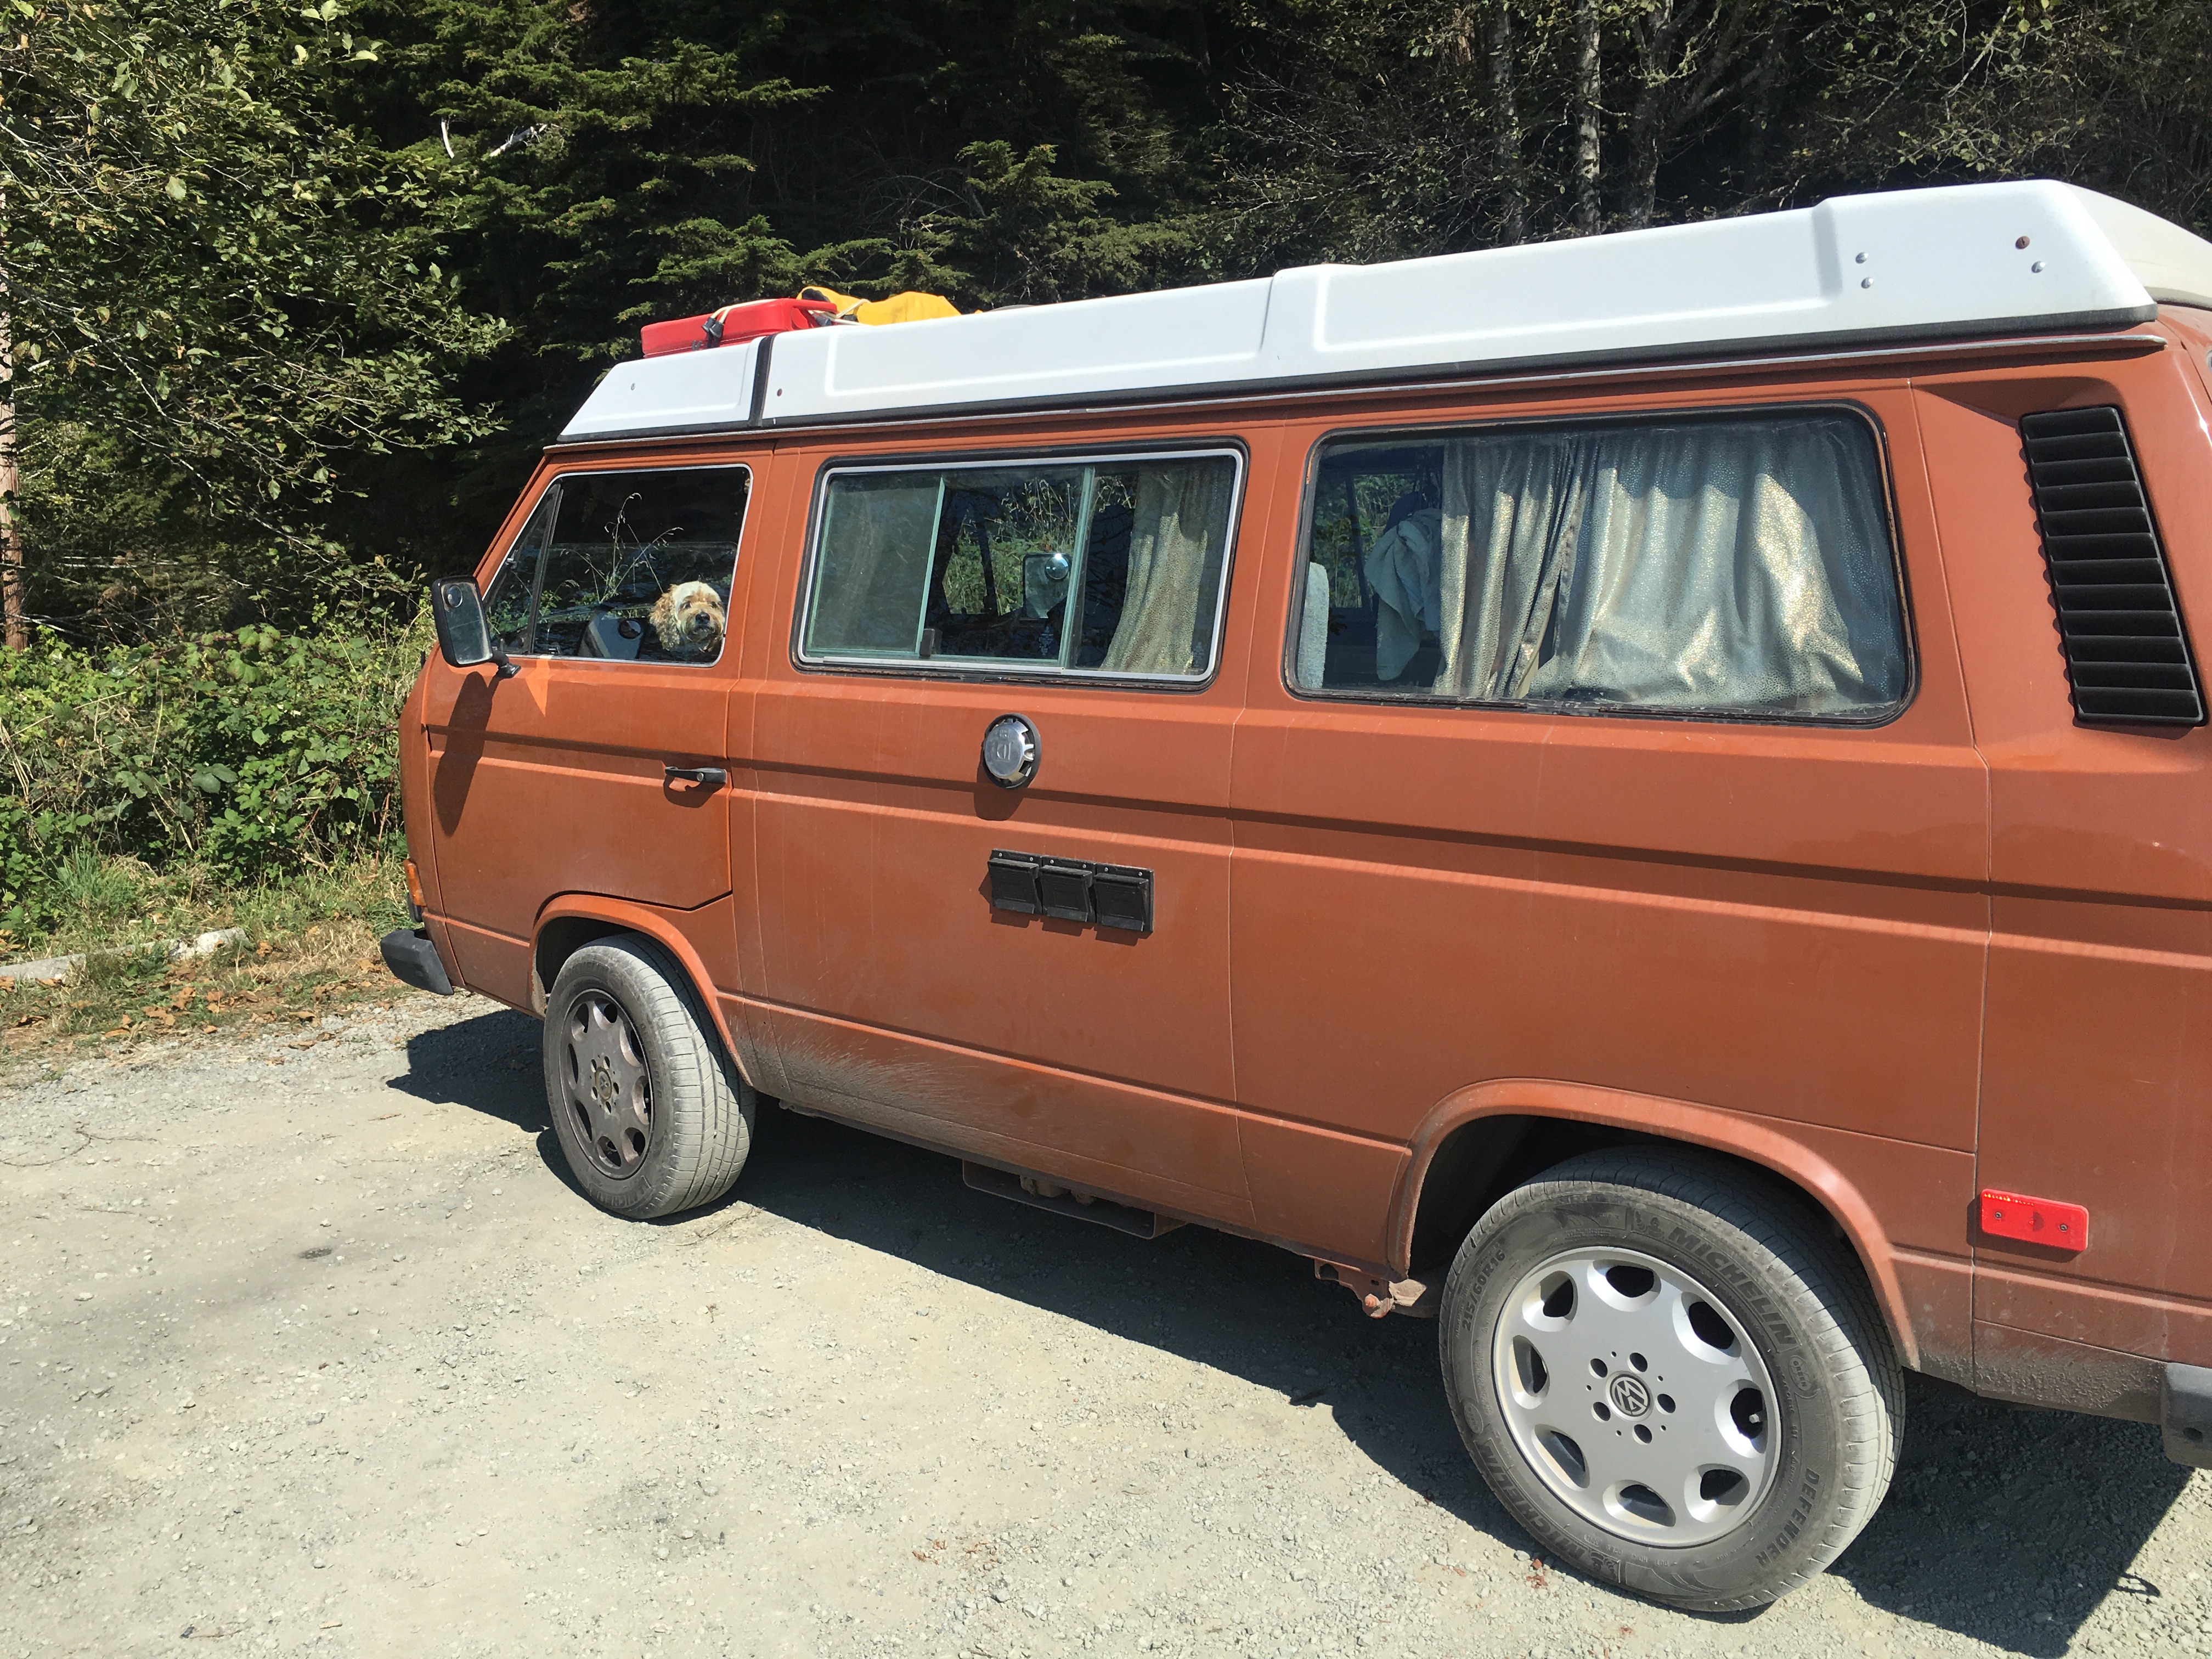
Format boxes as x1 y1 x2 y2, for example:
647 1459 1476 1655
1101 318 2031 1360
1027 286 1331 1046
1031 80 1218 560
799 285 961 326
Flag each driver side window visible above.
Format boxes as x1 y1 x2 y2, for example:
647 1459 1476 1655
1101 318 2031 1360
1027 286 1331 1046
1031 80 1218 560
481 466 749 664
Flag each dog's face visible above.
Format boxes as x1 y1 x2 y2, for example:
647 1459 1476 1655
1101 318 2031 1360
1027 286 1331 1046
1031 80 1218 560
650 581 727 656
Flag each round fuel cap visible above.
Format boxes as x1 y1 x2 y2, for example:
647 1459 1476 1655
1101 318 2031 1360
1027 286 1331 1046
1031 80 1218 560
981 713 1039 789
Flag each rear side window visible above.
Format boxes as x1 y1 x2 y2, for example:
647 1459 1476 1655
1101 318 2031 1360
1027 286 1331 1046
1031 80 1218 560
800 451 1240 680
484 466 748 664
1293 412 1908 721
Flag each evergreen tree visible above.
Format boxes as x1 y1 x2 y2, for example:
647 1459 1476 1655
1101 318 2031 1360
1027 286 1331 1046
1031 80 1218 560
3 0 2205 645
2 0 505 638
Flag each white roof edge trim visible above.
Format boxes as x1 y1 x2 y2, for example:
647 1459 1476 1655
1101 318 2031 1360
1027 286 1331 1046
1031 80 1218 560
558 182 2211 441
552 330 2162 449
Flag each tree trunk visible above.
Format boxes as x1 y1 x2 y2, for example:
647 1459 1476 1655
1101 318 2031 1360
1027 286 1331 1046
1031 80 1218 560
1573 0 1603 235
1489 0 1525 243
1 195 22 653
1741 6 1792 191
1623 0 1679 228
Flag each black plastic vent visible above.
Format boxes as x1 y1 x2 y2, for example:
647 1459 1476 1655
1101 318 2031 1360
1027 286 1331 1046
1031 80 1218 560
986 849 1153 933
2021 406 2204 726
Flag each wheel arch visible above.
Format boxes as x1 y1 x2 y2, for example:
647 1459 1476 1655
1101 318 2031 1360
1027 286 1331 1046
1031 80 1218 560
1392 1080 1921 1371
532 895 753 1090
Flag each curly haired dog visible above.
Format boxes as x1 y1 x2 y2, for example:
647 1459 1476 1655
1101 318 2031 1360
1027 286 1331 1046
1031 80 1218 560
649 581 727 656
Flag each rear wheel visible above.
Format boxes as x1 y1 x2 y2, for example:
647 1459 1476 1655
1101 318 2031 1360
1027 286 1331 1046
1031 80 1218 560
1438 1149 1901 1611
543 935 754 1218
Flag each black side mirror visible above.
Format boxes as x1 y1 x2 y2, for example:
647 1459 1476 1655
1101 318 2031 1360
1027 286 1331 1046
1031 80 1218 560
431 580 518 678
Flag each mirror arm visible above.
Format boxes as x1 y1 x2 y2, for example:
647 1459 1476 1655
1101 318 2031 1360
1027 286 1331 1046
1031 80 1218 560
489 642 520 679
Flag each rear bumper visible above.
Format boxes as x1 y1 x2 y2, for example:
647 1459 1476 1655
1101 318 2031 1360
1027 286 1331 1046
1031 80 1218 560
2166 1362 2212 1468
379 927 454 997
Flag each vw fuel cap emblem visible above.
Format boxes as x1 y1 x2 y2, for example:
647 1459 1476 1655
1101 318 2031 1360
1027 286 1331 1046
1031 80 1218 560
981 713 1039 789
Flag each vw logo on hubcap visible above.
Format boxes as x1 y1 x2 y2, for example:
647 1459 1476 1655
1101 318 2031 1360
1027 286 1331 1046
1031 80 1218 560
1608 1374 1652 1418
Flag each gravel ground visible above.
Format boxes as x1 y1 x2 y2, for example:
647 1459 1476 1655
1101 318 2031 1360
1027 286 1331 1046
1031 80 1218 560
3 991 2209 1659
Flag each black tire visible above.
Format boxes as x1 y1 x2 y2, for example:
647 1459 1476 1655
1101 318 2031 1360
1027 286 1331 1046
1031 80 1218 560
1438 1148 1903 1611
542 935 754 1219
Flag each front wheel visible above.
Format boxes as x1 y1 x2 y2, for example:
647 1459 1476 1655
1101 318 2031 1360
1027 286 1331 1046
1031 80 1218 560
543 935 755 1219
1438 1149 1903 1611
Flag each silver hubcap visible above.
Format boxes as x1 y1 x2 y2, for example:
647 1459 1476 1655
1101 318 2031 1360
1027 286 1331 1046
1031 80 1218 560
560 991 652 1180
1491 1246 1779 1547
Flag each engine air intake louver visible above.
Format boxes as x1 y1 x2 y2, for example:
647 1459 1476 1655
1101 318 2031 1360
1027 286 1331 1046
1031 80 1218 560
2021 406 2204 727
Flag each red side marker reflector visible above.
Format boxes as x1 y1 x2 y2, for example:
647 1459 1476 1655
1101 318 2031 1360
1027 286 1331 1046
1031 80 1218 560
1979 1189 2089 1251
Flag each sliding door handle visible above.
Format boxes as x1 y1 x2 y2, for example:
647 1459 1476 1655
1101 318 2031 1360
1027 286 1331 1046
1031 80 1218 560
663 765 727 787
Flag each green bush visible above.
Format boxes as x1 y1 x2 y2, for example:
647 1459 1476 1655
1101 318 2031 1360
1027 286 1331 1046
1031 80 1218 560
0 620 428 937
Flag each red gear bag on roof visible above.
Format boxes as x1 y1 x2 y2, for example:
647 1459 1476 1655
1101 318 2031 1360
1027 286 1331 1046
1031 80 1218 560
640 297 837 358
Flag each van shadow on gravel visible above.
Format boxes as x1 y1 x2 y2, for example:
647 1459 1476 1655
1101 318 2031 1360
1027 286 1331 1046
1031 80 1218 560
388 1006 549 1134
392 1008 2191 1652
1830 1384 2187 1656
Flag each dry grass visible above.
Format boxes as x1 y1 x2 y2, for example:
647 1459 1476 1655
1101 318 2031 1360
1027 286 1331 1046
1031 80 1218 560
0 853 420 1074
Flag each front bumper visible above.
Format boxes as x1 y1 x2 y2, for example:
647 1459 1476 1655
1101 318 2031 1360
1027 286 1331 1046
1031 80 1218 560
379 927 454 997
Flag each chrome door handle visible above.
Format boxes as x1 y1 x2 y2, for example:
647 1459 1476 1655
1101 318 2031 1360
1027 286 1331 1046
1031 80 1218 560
663 765 727 787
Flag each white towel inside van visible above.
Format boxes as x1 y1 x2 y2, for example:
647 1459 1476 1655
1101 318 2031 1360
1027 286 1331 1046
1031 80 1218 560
1362 506 1442 680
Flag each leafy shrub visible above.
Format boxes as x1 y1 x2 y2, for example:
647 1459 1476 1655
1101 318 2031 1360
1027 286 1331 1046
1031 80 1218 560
0 621 428 936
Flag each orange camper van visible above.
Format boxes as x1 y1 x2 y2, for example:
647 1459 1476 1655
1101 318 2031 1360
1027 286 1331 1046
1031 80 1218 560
383 180 2212 1611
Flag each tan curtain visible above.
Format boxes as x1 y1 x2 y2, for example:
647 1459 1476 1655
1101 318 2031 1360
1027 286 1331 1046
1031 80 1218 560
1430 417 1906 714
805 477 942 655
1432 435 1594 698
1101 462 1234 675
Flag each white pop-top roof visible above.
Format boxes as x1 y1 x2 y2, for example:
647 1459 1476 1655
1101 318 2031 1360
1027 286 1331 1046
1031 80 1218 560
560 180 2212 443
